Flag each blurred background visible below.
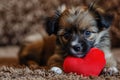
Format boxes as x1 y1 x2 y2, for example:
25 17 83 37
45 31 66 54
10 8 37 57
0 1 120 80
0 0 119 48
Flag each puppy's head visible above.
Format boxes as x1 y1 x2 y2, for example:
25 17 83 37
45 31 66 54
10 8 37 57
46 5 113 57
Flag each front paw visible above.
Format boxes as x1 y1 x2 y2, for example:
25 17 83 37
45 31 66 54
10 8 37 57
103 66 118 75
50 67 63 74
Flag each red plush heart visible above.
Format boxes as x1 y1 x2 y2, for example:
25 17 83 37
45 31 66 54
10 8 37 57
63 48 106 76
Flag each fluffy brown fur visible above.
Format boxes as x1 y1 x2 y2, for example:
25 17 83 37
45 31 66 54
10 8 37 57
18 28 56 68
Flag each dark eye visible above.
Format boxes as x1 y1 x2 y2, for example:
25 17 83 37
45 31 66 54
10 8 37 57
63 33 72 40
84 31 91 37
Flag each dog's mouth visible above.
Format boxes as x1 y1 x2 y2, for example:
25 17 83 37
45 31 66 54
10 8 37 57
69 48 86 57
67 42 92 58
73 53 85 58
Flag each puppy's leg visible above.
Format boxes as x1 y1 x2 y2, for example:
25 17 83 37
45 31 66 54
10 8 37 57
102 49 118 75
19 52 40 69
27 60 39 69
18 40 44 68
19 55 39 69
47 53 64 74
95 31 118 75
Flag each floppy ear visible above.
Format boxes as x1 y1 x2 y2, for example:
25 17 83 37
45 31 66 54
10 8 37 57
92 8 114 29
100 14 114 28
45 5 66 35
46 17 59 35
88 0 114 29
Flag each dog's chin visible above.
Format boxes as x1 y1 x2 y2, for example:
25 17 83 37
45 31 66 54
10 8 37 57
69 48 86 58
73 54 85 58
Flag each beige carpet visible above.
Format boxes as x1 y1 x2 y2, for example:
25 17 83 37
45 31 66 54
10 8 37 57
0 65 120 80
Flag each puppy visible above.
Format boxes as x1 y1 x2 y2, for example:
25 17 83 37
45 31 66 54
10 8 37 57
19 5 118 75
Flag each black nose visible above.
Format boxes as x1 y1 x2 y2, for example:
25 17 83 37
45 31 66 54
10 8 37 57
73 45 81 52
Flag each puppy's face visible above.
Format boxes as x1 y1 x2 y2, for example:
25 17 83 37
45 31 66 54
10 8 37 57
46 5 113 57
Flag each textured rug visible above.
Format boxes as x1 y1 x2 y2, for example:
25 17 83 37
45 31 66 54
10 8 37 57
0 65 120 80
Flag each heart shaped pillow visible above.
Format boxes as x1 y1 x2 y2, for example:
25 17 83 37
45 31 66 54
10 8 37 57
63 48 106 76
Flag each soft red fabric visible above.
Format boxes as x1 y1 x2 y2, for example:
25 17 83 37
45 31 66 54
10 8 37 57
63 48 106 76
